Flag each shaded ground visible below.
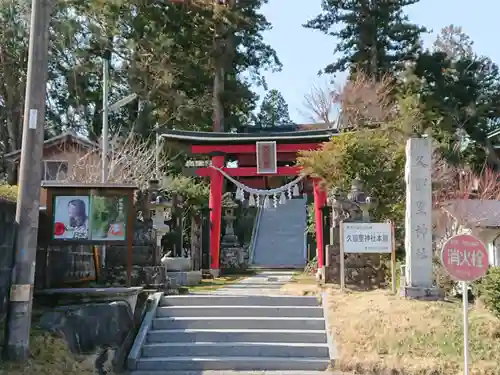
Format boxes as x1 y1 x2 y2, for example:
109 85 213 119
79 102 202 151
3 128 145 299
281 275 500 375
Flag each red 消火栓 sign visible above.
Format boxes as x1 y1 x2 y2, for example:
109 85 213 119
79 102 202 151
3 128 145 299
256 141 277 174
440 234 488 282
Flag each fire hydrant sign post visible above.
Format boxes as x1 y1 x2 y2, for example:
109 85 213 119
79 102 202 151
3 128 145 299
440 234 488 375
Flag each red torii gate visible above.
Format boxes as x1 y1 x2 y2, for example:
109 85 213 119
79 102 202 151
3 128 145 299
159 129 338 276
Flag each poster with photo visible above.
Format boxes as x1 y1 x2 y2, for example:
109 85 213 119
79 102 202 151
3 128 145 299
89 195 128 241
52 196 90 240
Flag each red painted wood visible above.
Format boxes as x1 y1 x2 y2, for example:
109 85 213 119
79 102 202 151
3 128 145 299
238 177 266 189
195 166 301 177
191 143 321 154
236 153 298 166
313 179 327 269
209 156 224 271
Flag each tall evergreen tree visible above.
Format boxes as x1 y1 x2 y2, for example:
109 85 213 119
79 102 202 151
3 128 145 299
303 0 426 79
256 89 292 127
406 27 500 171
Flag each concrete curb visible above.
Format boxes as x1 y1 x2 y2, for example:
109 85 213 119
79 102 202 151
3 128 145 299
321 292 338 369
127 292 163 370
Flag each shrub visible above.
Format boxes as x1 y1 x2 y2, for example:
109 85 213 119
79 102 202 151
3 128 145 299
476 267 500 317
0 184 17 202
433 255 456 295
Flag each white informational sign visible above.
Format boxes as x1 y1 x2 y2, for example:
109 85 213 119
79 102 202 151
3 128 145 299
342 222 392 253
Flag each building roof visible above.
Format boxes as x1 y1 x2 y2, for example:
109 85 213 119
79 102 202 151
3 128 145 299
4 131 98 161
40 182 136 190
158 128 338 144
441 199 500 228
296 122 331 130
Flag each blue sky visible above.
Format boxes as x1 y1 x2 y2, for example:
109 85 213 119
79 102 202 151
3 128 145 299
255 0 500 123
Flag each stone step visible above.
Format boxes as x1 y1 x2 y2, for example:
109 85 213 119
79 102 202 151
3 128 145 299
152 317 326 330
146 329 327 343
156 306 323 318
142 342 329 358
160 295 319 307
135 356 330 371
219 283 283 289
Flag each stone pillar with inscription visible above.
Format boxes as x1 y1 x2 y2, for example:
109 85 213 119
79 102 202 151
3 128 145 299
401 137 441 299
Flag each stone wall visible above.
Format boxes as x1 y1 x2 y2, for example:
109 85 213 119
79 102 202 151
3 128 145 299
220 246 249 271
104 265 169 288
325 242 388 289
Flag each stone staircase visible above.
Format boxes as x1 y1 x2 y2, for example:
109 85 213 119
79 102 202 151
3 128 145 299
252 196 307 268
127 292 334 373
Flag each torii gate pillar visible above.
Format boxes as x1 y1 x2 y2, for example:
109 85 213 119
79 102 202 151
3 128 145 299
313 179 327 269
209 155 224 277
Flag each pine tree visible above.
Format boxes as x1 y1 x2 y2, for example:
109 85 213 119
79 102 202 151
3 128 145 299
304 0 426 79
256 89 292 127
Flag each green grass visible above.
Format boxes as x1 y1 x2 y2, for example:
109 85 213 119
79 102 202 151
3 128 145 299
0 184 17 202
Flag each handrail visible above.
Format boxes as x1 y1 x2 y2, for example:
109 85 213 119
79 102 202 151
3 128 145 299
127 292 163 370
248 206 264 265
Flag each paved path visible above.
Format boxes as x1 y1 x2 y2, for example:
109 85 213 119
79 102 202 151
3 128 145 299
208 270 296 295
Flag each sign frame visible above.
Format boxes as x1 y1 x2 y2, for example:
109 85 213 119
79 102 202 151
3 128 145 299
43 183 136 286
340 221 396 294
256 141 277 174
341 222 393 254
48 189 133 245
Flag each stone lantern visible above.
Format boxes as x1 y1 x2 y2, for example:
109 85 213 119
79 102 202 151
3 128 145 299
147 179 172 251
346 175 376 222
220 194 246 270
221 195 239 246
321 176 378 284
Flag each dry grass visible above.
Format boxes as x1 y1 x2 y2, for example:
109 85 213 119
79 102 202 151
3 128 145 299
0 330 99 375
282 277 500 375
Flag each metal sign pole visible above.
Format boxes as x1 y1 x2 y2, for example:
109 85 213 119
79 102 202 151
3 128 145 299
390 220 396 294
462 281 469 375
339 221 345 292
440 233 488 375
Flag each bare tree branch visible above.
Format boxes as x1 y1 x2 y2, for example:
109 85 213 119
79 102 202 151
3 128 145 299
65 131 168 189
301 73 395 129
337 73 394 129
300 81 336 126
432 153 500 239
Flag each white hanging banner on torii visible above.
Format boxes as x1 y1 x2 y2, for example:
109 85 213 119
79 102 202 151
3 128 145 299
256 141 277 174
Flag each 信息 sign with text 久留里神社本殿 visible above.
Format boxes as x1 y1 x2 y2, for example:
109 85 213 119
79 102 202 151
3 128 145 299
342 222 392 253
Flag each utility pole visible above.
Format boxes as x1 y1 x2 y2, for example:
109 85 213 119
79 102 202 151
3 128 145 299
100 53 110 271
102 57 110 183
5 0 52 361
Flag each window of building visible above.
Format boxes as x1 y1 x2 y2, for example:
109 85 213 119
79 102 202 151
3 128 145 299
41 160 68 181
